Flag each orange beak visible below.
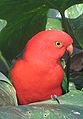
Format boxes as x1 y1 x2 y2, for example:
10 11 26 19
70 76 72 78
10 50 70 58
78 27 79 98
67 44 73 57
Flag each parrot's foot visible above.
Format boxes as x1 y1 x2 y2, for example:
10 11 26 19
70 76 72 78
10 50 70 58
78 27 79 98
51 95 60 104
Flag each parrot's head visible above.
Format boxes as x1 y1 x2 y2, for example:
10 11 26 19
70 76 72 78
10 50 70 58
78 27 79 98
24 30 73 62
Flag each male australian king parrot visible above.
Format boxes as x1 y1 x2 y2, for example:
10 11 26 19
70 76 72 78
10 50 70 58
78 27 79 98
11 30 73 105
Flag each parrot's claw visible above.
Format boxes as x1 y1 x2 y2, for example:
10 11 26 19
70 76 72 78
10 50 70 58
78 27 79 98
51 95 60 104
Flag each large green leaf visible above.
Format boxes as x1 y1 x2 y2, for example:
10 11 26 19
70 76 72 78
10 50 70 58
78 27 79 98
0 0 82 61
64 4 83 48
65 4 83 19
0 72 18 106
67 14 83 48
0 104 83 119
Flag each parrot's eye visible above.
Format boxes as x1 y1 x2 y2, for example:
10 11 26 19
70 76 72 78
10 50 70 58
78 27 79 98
55 41 62 47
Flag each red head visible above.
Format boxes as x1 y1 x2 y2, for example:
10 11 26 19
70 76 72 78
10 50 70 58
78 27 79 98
24 30 73 62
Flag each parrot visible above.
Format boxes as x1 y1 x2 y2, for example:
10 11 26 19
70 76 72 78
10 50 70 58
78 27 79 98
10 30 73 105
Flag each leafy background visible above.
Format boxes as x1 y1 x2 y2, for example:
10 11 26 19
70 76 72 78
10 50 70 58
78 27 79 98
0 0 83 61
0 0 83 119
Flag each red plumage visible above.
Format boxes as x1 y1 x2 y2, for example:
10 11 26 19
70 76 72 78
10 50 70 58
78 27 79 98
11 30 73 105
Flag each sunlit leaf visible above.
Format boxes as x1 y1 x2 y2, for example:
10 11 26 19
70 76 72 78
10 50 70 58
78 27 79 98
0 19 7 31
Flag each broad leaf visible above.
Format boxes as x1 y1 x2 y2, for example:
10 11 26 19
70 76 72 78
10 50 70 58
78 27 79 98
0 104 83 119
0 72 18 106
64 4 83 48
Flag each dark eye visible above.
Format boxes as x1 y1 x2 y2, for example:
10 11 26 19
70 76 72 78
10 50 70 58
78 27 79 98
55 41 62 47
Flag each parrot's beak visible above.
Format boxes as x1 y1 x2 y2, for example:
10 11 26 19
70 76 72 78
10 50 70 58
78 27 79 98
67 44 73 57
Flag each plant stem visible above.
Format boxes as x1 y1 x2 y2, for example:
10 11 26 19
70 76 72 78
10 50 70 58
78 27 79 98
0 51 10 72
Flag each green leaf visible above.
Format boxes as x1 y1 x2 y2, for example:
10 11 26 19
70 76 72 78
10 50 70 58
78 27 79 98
60 59 69 94
59 90 83 106
0 104 83 119
0 1 48 61
65 4 83 19
0 51 10 73
63 4 83 48
67 14 83 48
46 9 62 30
0 72 18 106
46 18 62 30
0 19 7 31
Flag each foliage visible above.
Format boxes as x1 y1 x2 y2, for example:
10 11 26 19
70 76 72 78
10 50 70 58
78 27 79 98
0 72 17 106
0 0 82 61
0 0 83 118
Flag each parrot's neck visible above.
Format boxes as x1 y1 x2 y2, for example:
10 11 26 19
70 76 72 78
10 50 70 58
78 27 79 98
27 54 62 69
24 48 63 67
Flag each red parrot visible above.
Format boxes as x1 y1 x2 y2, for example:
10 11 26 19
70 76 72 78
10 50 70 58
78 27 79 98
11 30 73 105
